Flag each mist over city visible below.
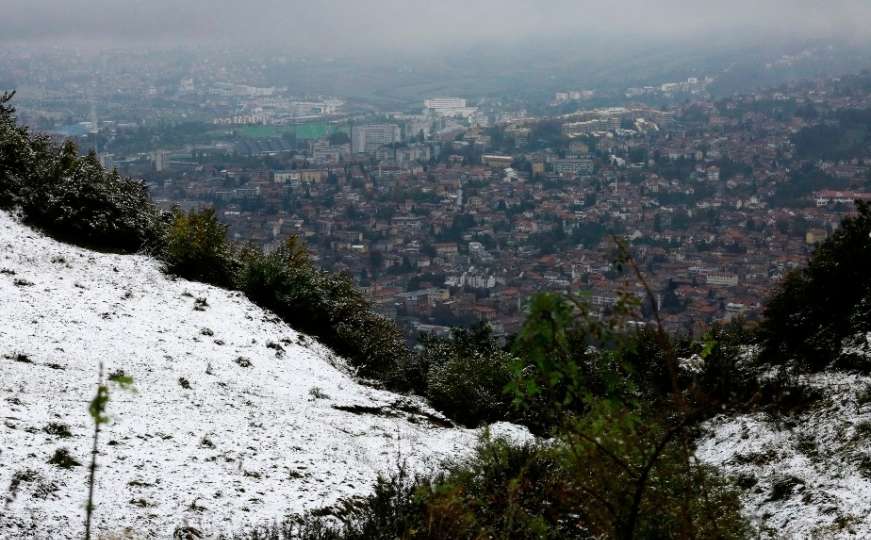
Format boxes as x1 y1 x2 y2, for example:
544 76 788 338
4 0 871 53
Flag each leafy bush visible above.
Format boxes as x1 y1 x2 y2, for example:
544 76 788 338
761 201 871 371
236 237 310 303
334 311 409 380
499 290 755 537
23 148 163 252
693 321 758 405
557 400 751 539
225 467 424 540
229 433 750 540
621 320 765 412
1 92 163 252
411 324 515 427
507 292 647 432
161 207 239 288
238 240 409 380
617 326 682 399
0 91 41 208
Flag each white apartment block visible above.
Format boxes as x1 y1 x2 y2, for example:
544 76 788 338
706 272 739 287
424 97 477 118
351 124 401 154
425 97 467 110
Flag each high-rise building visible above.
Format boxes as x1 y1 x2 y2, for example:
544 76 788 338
351 124 401 154
152 150 169 172
98 153 115 171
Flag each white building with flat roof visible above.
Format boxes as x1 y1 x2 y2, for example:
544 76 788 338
425 97 466 109
424 97 477 118
351 124 401 154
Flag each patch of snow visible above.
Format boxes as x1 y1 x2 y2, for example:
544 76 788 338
678 354 705 375
841 332 871 361
697 372 871 538
0 211 530 538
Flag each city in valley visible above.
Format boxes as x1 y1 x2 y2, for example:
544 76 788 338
8 47 871 340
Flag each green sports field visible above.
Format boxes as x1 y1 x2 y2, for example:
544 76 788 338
230 122 349 140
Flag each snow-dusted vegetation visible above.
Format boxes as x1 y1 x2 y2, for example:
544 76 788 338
0 210 526 538
698 366 871 538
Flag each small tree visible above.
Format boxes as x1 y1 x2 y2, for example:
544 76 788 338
85 364 133 540
162 207 239 287
506 239 722 539
761 201 871 371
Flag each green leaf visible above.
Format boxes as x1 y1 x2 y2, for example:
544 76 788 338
700 337 718 359
89 385 110 425
108 373 134 388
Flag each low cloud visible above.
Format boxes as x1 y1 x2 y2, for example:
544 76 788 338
2 0 870 54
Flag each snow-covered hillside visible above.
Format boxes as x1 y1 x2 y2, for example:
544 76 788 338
0 210 527 539
697 365 871 538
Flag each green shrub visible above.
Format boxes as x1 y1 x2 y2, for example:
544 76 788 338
552 400 750 539
694 321 760 406
0 91 41 208
1 93 162 252
24 149 163 252
415 325 515 427
238 240 409 380
228 433 750 540
508 292 646 432
161 207 239 288
417 437 572 539
761 201 871 371
617 326 682 398
499 290 754 537
334 311 409 380
236 237 310 304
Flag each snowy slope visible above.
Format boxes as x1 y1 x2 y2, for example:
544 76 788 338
697 365 871 539
0 210 528 539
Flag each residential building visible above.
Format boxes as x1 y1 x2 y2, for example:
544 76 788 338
351 124 401 154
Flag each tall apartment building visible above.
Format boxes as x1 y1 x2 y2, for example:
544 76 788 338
351 124 401 154
152 150 169 172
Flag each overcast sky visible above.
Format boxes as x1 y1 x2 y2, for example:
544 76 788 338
3 0 870 55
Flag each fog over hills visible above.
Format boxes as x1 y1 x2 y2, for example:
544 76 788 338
3 0 871 56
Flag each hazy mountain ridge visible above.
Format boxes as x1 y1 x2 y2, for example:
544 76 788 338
0 209 527 538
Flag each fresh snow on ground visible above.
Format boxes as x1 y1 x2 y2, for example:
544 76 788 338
697 369 871 538
0 210 529 539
